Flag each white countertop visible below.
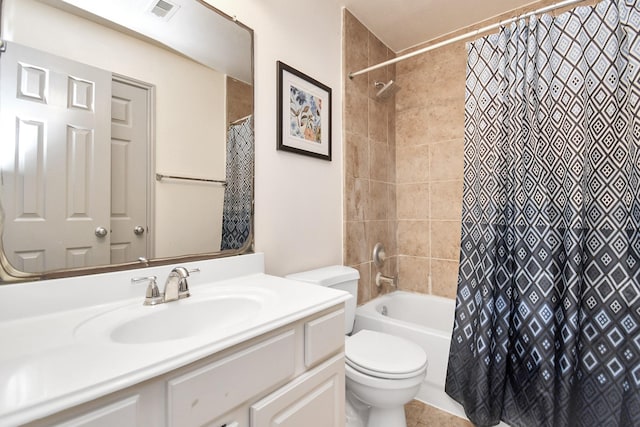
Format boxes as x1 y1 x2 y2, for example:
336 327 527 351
0 254 350 426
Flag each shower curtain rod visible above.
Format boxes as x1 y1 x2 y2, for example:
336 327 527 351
348 0 586 79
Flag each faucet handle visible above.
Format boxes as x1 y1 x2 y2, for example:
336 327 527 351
132 275 162 306
174 267 200 299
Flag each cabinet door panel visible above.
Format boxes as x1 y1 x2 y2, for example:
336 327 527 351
168 330 296 427
250 354 345 427
304 308 344 368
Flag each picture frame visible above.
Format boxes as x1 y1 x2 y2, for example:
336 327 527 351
277 61 332 161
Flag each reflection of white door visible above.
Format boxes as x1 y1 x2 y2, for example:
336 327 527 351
110 78 151 263
0 42 111 273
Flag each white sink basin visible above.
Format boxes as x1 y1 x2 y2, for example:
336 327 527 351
74 290 271 344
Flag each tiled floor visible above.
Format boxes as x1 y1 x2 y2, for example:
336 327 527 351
405 400 474 427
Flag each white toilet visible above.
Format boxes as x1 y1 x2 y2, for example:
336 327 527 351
286 266 427 427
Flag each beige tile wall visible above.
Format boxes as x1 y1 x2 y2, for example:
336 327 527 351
343 10 397 304
344 0 601 303
395 41 466 299
343 8 466 302
226 76 253 124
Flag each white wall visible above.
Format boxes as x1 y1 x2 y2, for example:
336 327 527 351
204 0 345 276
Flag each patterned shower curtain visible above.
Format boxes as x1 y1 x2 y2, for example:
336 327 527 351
221 116 253 250
445 1 640 426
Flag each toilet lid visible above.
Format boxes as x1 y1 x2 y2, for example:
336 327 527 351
345 330 427 379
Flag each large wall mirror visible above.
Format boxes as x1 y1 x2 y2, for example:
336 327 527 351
0 0 254 282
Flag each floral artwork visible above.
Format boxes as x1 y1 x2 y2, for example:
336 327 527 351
277 61 332 160
289 85 322 143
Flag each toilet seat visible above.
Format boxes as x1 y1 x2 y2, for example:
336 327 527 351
345 330 427 380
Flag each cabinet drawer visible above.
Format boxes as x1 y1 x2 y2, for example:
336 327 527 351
304 309 344 368
167 330 296 427
53 395 139 427
250 353 345 427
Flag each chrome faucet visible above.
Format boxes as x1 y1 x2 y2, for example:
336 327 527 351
132 267 200 305
163 266 193 302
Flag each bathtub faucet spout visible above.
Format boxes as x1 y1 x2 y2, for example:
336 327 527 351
375 272 397 288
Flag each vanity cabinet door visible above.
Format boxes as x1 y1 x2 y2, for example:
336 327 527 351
250 354 345 427
167 330 296 427
304 308 344 368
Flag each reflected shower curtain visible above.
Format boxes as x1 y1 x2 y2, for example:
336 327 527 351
221 116 253 250
445 1 640 426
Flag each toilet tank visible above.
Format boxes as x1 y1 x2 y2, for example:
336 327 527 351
285 265 359 334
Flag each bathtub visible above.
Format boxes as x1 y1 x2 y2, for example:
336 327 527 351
353 291 465 419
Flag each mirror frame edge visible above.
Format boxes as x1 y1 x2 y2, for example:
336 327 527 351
0 0 256 284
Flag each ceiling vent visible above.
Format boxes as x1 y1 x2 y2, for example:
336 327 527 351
148 0 180 20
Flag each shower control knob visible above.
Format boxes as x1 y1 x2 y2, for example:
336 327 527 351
373 242 386 268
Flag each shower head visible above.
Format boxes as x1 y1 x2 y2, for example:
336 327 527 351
374 80 399 99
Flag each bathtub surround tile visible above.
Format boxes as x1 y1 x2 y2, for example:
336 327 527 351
386 255 398 282
366 181 390 221
343 10 368 60
396 67 464 114
368 98 388 143
388 183 398 222
387 91 397 145
370 141 392 182
353 262 372 304
343 10 397 305
395 48 424 75
345 2 605 302
398 220 430 258
345 132 369 179
423 70 465 107
431 259 460 299
396 108 430 148
396 39 466 82
345 70 366 100
430 180 463 221
343 11 368 95
387 220 398 255
345 221 368 266
226 77 253 124
423 102 464 142
397 144 430 183
393 22 466 299
431 221 462 261
387 142 397 184
397 183 429 220
395 71 433 113
369 34 388 68
398 256 429 293
430 139 464 181
345 176 368 221
345 91 368 136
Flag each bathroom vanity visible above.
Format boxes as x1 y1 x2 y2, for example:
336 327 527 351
0 254 350 426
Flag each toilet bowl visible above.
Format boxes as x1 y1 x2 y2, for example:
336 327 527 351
286 266 428 427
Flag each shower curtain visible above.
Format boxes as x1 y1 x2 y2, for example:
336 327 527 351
445 1 640 426
221 116 253 250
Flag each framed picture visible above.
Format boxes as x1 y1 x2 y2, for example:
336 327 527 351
277 61 332 161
